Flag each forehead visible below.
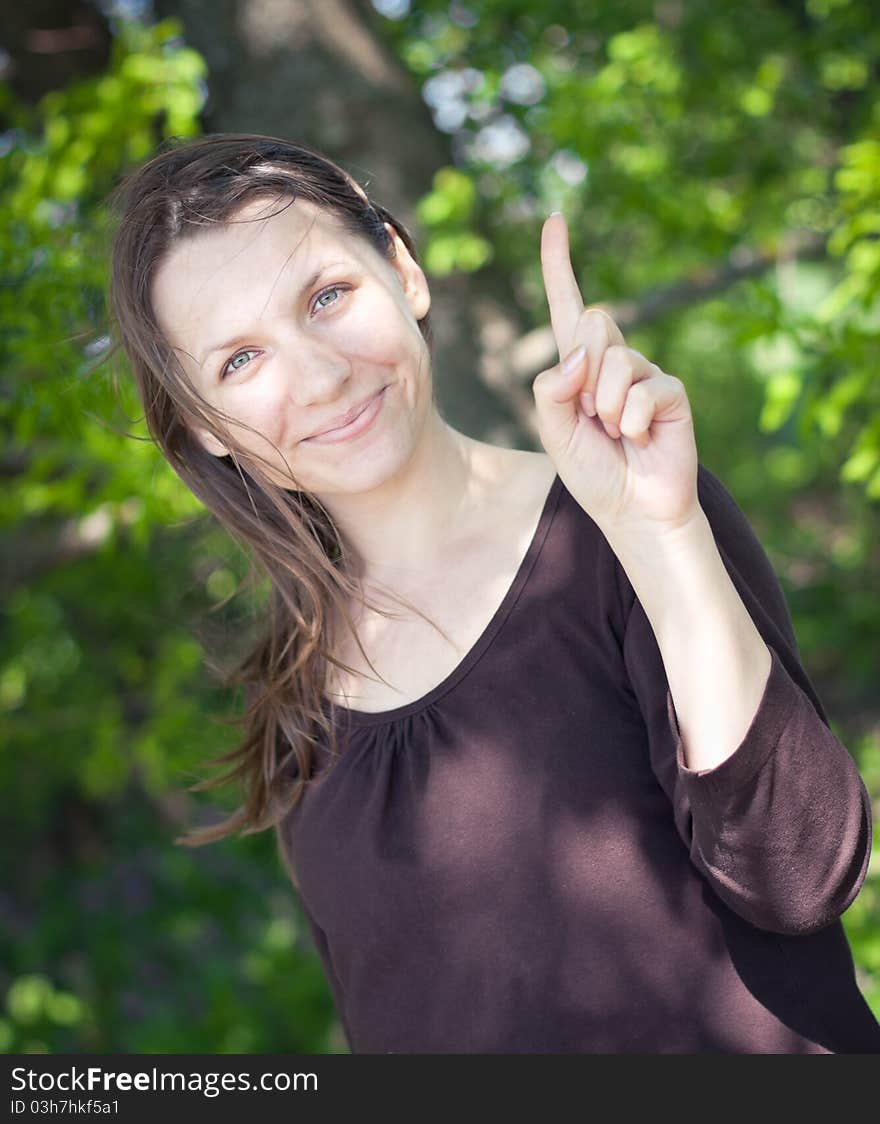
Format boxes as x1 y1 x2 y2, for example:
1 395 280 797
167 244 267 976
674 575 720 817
151 196 368 355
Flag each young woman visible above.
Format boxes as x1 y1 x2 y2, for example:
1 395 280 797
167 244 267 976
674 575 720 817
107 133 880 1054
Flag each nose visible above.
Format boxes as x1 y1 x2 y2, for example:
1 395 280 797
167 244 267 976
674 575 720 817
277 330 353 408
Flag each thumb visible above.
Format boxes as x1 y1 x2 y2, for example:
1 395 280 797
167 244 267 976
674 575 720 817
532 343 587 444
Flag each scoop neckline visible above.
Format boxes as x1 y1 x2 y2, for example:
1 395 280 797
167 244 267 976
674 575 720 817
328 471 563 728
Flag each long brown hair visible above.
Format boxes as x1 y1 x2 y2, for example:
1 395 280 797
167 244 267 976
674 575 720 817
105 133 447 853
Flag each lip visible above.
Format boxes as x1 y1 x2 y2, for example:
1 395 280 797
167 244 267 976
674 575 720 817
302 386 387 445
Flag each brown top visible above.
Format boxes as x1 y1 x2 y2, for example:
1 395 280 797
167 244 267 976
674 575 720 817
276 462 880 1053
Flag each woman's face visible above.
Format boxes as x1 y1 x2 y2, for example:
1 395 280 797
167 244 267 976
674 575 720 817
151 195 433 497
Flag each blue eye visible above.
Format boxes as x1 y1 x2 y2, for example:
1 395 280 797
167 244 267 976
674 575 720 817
311 284 345 314
220 349 259 380
218 285 348 380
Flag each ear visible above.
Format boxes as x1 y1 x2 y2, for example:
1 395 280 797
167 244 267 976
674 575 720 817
191 425 230 458
384 222 431 322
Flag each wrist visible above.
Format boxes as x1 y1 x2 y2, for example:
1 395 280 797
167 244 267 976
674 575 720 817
598 505 710 563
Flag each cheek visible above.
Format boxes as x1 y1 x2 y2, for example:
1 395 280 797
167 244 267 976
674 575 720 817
346 291 424 363
350 305 431 417
219 379 287 452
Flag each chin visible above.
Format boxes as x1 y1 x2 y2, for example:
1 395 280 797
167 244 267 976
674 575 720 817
337 454 412 497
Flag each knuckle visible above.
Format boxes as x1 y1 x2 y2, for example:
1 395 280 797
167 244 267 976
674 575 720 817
622 388 652 424
579 306 614 334
596 394 621 422
532 370 547 395
602 344 630 373
628 379 651 403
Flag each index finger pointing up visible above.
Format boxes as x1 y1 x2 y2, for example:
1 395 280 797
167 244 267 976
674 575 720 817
541 212 585 360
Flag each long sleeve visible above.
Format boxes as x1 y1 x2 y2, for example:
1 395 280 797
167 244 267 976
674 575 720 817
618 462 874 937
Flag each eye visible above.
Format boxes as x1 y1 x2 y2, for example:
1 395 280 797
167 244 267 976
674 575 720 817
310 283 347 316
220 349 260 380
219 285 349 380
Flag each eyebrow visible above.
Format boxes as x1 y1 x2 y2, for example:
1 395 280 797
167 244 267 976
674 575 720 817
196 260 349 368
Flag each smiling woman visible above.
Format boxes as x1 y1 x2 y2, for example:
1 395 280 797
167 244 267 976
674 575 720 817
104 133 880 1056
105 133 448 848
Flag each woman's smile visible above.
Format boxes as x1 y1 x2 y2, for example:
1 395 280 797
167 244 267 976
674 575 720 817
300 384 388 446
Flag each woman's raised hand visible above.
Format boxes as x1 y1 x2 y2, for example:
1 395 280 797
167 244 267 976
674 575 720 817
533 212 700 539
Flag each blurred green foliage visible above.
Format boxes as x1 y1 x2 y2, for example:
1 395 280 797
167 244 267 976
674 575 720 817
2 2 878 1053
1 16 343 1055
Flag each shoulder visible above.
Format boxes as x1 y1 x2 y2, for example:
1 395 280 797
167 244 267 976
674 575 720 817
492 448 558 515
517 450 558 502
611 461 799 656
694 463 782 597
492 451 559 559
458 441 558 539
693 461 799 651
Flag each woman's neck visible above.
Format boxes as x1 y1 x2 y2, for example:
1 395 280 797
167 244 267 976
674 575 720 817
316 411 495 584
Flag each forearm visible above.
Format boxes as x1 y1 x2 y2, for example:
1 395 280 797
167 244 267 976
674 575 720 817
605 506 773 774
